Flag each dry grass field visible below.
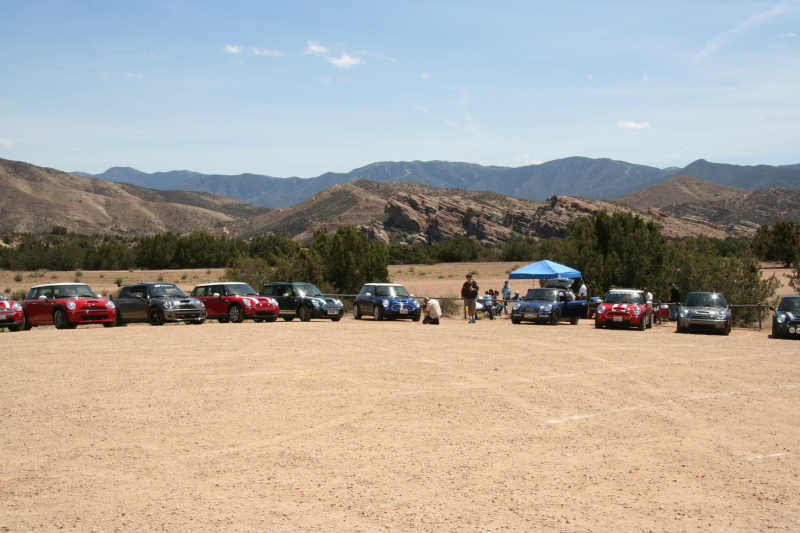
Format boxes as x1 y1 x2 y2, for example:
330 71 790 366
1 263 799 532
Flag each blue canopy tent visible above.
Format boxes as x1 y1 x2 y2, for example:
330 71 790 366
508 260 581 280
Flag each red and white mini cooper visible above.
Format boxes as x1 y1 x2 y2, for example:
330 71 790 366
0 295 26 331
21 283 117 329
594 289 652 330
190 282 279 323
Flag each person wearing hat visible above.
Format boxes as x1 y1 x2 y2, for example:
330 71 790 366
461 273 479 323
422 297 441 325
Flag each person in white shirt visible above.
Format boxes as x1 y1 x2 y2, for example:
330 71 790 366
422 297 441 325
578 279 588 299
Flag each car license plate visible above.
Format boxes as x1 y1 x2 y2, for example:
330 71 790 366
326 310 338 315
613 316 623 322
399 309 408 314
524 313 536 319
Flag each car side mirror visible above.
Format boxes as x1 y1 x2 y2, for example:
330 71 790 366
135 295 144 300
365 293 372 298
282 293 289 297
409 293 414 297
38 295 48 301
213 293 220 297
768 306 776 311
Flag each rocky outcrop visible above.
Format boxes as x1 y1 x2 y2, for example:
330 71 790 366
357 223 390 245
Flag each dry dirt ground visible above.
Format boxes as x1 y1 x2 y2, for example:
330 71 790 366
1 263 798 532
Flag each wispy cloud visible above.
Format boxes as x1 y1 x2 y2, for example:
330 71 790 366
250 47 284 57
318 76 332 84
223 45 245 54
71 146 83 152
0 138 14 148
304 41 329 55
696 0 796 62
514 154 543 165
356 50 395 61
665 149 687 159
618 120 651 130
421 72 430 79
409 98 488 138
643 72 650 81
327 52 364 69
587 74 595 80
123 72 141 78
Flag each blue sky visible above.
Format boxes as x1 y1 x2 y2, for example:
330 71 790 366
1 0 798 177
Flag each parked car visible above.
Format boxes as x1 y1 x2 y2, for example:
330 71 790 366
0 295 25 331
190 282 279 323
20 283 117 329
259 282 344 321
510 279 588 325
677 292 731 335
594 289 652 330
353 283 421 321
114 282 206 326
771 295 800 338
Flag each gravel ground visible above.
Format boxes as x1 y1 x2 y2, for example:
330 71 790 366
1 314 798 533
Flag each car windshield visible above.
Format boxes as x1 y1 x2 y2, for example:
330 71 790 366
374 285 410 298
226 283 257 296
295 284 323 297
778 298 800 312
684 293 726 307
53 284 97 299
523 289 558 302
604 292 643 304
148 284 186 298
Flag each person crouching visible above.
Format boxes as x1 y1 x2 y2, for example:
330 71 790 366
422 297 441 325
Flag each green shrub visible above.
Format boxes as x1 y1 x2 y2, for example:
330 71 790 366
74 270 82 278
3 287 10 294
13 273 22 282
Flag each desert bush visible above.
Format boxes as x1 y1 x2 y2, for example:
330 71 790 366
11 289 26 301
75 270 82 278
437 292 463 318
3 287 10 294
13 273 22 282
114 277 123 285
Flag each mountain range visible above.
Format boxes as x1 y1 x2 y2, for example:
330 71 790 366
75 157 800 209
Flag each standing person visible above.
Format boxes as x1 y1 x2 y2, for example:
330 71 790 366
422 297 441 325
578 279 588 299
461 274 479 323
501 281 513 316
668 282 681 321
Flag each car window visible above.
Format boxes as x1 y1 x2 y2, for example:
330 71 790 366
211 285 225 296
358 285 368 296
778 298 800 312
25 288 38 300
130 287 146 299
148 284 186 298
36 287 54 299
685 293 726 307
259 286 273 296
118 287 132 299
225 283 257 296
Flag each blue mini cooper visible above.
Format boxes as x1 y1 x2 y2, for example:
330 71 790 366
510 279 588 325
353 283 421 321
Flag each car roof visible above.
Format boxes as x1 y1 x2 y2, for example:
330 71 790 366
607 289 642 294
193 282 247 287
30 283 90 289
262 281 313 285
687 291 722 295
364 283 405 287
123 282 179 287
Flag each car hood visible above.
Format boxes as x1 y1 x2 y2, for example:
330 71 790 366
518 299 557 308
601 302 643 312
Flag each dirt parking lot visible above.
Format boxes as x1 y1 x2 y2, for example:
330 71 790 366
1 313 798 533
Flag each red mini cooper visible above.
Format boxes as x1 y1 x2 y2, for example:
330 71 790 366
21 283 117 329
190 282 279 323
594 289 652 330
0 295 26 331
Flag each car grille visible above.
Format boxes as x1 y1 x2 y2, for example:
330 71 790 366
79 314 109 322
323 303 343 310
82 306 107 311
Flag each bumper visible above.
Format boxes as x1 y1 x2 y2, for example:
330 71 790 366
313 307 345 319
68 310 117 323
0 312 24 326
245 306 280 319
774 321 800 337
164 310 206 322
512 312 553 323
679 318 727 330
596 314 645 326
382 308 421 319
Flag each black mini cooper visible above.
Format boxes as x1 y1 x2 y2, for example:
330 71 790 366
113 282 207 326
259 282 344 321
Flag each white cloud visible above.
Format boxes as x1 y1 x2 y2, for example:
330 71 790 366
356 50 395 61
514 155 543 165
223 45 244 54
421 72 430 79
0 138 14 148
618 120 651 130
250 47 284 57
318 76 332 84
782 32 796 37
587 74 595 80
696 1 795 62
665 149 687 159
304 41 329 55
327 52 364 68
71 146 83 152
643 73 650 81
123 72 141 78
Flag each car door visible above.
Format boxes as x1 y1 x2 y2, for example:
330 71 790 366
206 285 227 316
27 287 54 324
191 286 213 316
361 285 376 314
271 285 291 315
113 287 135 322
127 286 149 321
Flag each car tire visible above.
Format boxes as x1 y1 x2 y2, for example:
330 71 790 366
676 323 684 333
228 305 244 324
331 317 342 322
103 322 115 328
550 309 560 325
298 306 312 322
264 317 277 323
53 308 70 330
353 304 361 320
646 313 653 329
8 313 26 332
218 318 229 323
253 318 263 323
570 317 579 325
114 312 124 327
637 316 646 331
412 313 421 322
511 316 521 324
594 320 602 329
723 320 731 336
772 323 780 339
148 308 166 326
282 316 294 321
190 318 206 325
373 306 383 321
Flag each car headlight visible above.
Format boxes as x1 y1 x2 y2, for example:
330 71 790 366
312 298 324 308
513 302 522 311
242 298 254 307
543 303 553 312
12 302 22 311
382 299 389 308
633 307 642 316
597 304 606 314
335 299 343 307
777 313 787 324
717 310 727 319
412 299 420 308
66 301 76 310
194 300 205 308
106 301 116 309
162 300 174 310
679 308 688 318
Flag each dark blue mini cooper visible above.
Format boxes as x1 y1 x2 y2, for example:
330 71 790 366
353 283 421 321
510 282 588 325
771 295 800 339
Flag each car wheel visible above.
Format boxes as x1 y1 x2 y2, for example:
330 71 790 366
637 315 646 331
373 306 383 321
676 323 684 333
723 320 731 336
148 308 166 326
282 316 294 321
646 313 653 329
549 309 560 325
595 320 602 329
228 305 244 324
102 321 115 328
253 318 263 323
511 316 521 324
412 313 421 322
218 318 229 323
331 317 342 322
53 308 72 330
570 317 579 325
114 312 124 327
8 313 27 332
298 306 312 322
772 322 780 339
190 318 206 325
264 317 277 322
353 304 361 320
